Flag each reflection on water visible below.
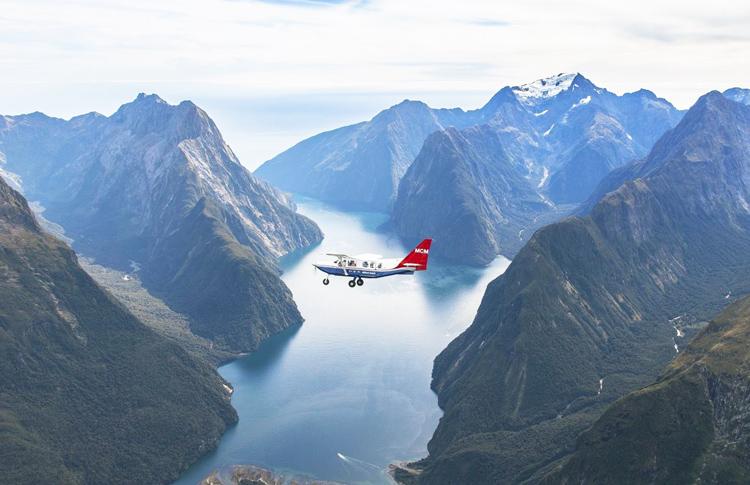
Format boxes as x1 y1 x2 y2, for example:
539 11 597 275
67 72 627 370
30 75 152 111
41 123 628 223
232 324 301 374
174 197 510 485
419 263 492 307
280 240 322 270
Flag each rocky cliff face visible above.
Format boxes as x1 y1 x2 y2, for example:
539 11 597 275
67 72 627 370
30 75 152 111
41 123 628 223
390 74 682 264
536 77 681 203
399 92 750 484
0 94 323 351
545 295 750 484
392 126 554 265
0 176 236 484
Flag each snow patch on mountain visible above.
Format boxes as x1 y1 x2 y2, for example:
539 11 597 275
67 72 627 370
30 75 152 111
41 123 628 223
512 73 577 105
538 167 549 188
571 96 592 109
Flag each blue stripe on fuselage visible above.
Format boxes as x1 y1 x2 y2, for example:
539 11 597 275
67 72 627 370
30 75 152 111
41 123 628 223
314 265 412 278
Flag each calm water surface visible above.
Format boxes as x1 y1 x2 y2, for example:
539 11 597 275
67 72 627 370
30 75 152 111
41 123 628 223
174 198 510 484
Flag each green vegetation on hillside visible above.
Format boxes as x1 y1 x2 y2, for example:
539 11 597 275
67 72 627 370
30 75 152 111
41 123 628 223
0 178 237 484
545 295 750 484
401 92 750 484
80 258 234 365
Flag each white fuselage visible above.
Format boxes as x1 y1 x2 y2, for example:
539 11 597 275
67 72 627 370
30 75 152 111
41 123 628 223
313 255 411 279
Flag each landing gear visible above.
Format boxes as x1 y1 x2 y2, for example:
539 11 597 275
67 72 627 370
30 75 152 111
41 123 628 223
348 279 356 288
323 278 329 286
356 277 364 286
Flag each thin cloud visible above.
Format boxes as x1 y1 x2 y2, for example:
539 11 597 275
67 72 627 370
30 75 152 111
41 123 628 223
237 0 367 6
1 0 749 166
624 23 750 44
466 18 510 27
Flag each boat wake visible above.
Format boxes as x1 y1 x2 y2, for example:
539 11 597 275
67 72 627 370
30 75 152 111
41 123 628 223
335 451 395 483
336 452 381 471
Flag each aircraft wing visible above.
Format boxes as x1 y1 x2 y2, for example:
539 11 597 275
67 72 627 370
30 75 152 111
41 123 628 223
326 253 351 258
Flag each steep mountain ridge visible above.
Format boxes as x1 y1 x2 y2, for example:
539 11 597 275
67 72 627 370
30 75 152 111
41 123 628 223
392 125 554 264
577 87 750 215
0 94 323 351
397 92 750 484
545 294 750 484
0 176 236 484
258 74 681 222
390 73 682 264
484 75 681 201
255 99 471 211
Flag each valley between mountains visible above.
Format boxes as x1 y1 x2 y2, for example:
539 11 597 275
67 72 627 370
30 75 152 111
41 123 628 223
2 75 750 485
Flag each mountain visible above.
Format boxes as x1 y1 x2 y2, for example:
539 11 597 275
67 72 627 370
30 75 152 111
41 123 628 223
0 94 322 352
579 85 750 216
725 87 750 105
544 295 750 484
257 74 681 217
255 100 470 211
391 126 555 265
391 74 681 264
577 86 750 216
543 89 678 204
0 176 236 484
394 92 750 484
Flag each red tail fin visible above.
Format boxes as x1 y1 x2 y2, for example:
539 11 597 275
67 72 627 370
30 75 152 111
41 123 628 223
397 239 432 271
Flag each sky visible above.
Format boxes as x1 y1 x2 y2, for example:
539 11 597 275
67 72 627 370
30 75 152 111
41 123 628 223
1 0 749 169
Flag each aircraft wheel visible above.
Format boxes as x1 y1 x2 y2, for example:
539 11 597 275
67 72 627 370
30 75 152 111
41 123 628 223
323 278 329 286
348 279 356 288
356 278 364 286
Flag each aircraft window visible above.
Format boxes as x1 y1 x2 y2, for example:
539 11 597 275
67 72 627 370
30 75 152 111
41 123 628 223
378 263 382 269
363 261 369 268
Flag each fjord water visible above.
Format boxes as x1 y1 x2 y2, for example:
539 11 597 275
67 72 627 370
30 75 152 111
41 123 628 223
174 198 510 485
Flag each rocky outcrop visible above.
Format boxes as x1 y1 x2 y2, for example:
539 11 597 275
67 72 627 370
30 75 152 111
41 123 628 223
201 465 342 485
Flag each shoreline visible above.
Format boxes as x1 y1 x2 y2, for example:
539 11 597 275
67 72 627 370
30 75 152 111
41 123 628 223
200 464 344 485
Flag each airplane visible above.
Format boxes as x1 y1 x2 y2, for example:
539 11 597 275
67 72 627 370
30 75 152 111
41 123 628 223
313 239 432 287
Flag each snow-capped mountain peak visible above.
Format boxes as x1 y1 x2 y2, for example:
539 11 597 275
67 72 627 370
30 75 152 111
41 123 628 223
512 73 578 105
